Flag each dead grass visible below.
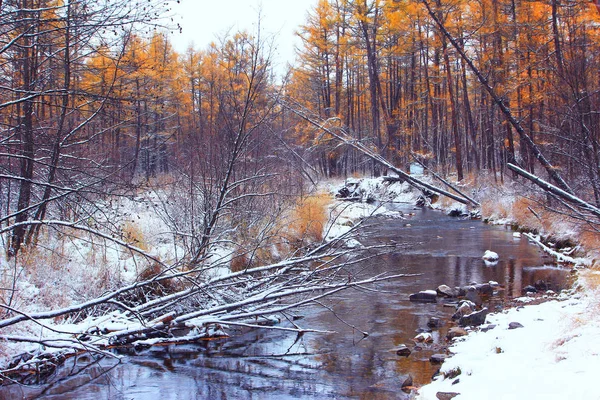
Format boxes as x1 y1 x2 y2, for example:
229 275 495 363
511 196 544 231
230 251 250 272
121 221 149 251
286 192 330 245
580 268 600 294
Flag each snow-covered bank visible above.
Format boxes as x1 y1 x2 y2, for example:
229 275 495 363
417 275 600 399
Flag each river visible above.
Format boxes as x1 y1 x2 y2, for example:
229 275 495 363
2 204 570 399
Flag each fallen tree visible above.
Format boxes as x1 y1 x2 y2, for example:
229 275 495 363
507 163 600 221
279 98 478 207
0 207 413 383
420 0 574 196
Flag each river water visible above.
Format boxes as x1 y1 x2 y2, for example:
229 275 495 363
3 204 570 399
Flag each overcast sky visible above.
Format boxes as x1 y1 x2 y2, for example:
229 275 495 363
170 0 317 71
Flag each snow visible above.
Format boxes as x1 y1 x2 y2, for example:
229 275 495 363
417 276 600 400
482 250 499 261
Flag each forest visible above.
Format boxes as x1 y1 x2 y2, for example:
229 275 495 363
0 0 599 390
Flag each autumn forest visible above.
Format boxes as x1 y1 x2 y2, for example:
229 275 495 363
1 0 599 253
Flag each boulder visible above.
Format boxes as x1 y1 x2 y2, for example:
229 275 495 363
458 299 476 308
455 286 467 297
400 374 413 389
465 287 482 306
396 344 412 357
369 375 413 393
508 322 524 330
523 285 538 294
437 285 457 298
409 290 437 303
414 332 434 343
427 317 444 328
475 283 494 296
446 327 468 340
459 308 488 327
430 354 447 364
452 301 475 320
482 250 499 262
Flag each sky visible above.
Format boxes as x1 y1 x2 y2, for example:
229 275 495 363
170 0 317 71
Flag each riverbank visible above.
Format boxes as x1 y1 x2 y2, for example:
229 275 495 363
413 175 600 400
328 175 600 400
416 270 600 400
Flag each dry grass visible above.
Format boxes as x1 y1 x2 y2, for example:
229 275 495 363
135 262 178 297
228 191 332 272
580 268 600 294
511 196 544 231
121 221 149 251
578 229 600 260
230 251 250 272
286 192 330 245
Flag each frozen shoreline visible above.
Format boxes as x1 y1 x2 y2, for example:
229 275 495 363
416 277 600 399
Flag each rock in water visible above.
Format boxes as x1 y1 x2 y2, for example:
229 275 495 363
465 286 482 306
483 250 499 261
400 374 413 389
396 344 411 357
427 317 443 328
414 332 434 343
369 375 413 393
409 290 437 303
459 308 489 327
452 301 476 320
475 283 494 296
446 327 468 340
430 354 448 364
436 284 457 298
482 250 499 265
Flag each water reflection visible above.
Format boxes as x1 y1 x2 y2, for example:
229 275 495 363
2 205 571 399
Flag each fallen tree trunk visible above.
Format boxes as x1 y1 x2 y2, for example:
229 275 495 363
421 0 573 195
411 155 480 206
280 100 478 207
507 163 600 220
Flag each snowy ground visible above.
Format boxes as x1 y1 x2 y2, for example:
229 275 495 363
416 271 600 400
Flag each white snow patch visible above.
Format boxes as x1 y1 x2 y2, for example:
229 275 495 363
417 292 600 400
482 250 499 262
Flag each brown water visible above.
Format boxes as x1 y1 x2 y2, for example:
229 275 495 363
1 205 569 400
